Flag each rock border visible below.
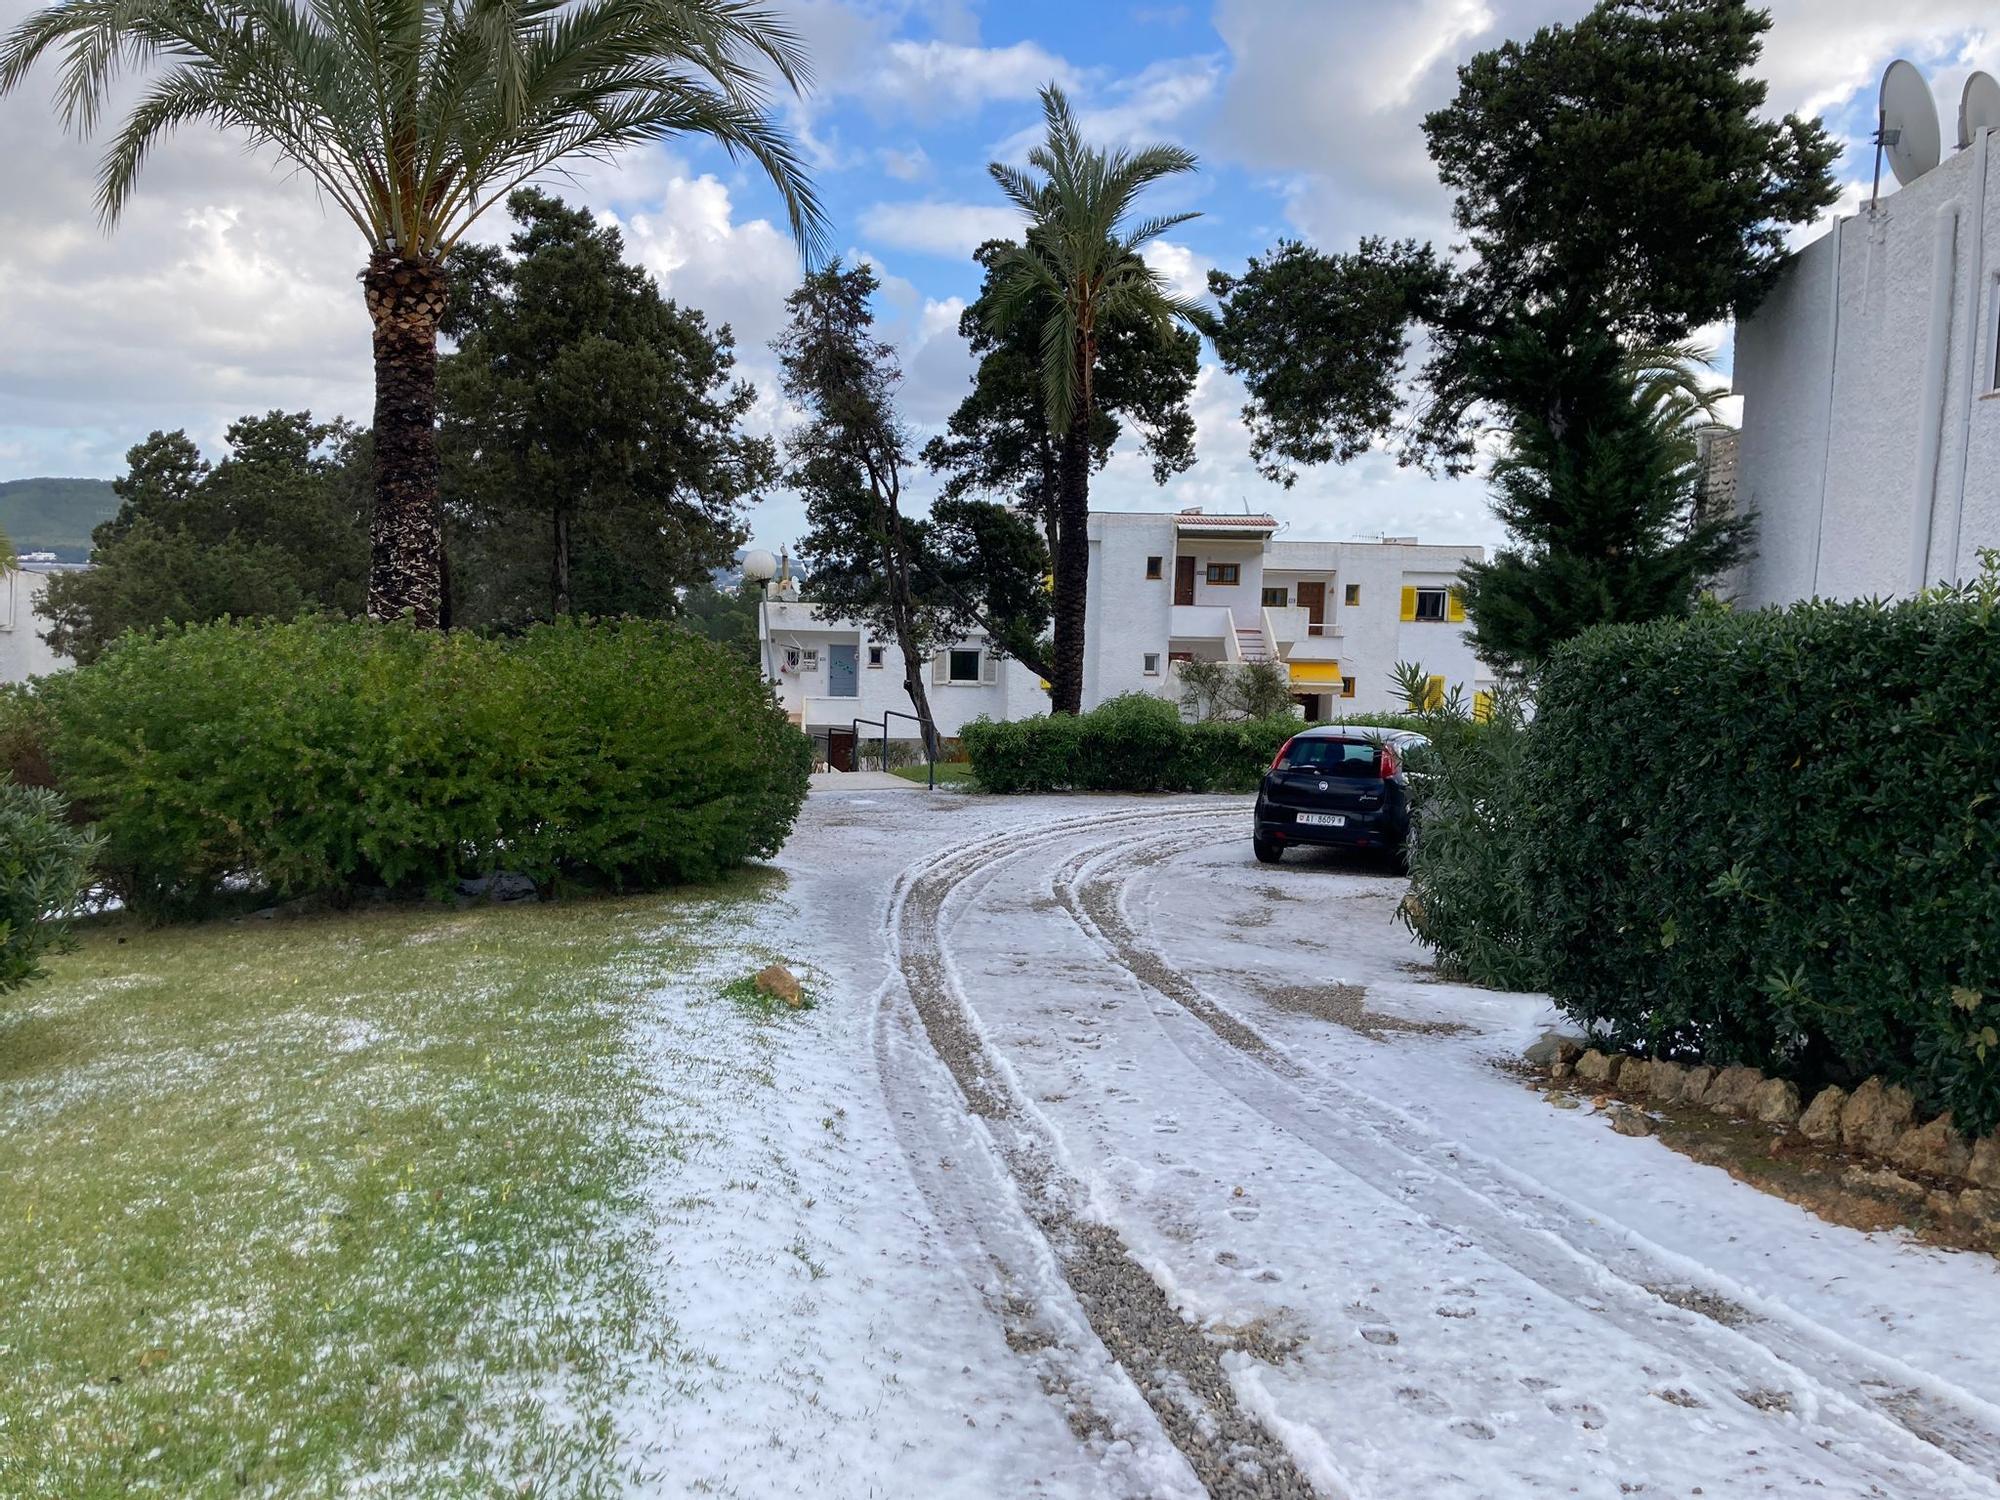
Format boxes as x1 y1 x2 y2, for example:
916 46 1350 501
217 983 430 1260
1531 1037 2000 1248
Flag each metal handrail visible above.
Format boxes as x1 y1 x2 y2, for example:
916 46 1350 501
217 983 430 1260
881 709 935 790
849 710 937 789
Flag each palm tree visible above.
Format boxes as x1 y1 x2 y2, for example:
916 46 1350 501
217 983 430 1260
986 84 1200 714
1 0 825 627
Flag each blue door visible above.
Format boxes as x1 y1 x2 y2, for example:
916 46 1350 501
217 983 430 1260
828 643 859 697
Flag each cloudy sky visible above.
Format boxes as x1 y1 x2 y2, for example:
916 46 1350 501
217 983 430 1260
1 0 1995 555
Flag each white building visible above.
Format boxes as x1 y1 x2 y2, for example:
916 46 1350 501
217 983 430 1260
0 570 68 683
1730 120 1999 606
758 510 1489 759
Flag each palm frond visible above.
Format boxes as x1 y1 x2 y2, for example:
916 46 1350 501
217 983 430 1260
0 0 826 258
980 77 1201 430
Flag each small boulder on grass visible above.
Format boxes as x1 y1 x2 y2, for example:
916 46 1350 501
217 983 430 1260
1705 1066 1763 1117
754 964 804 1008
1750 1077 1802 1128
1575 1050 1618 1086
1891 1114 1972 1180
1840 1078 1916 1155
1647 1060 1689 1103
1797 1086 1847 1143
1679 1065 1718 1106
1972 1136 2000 1190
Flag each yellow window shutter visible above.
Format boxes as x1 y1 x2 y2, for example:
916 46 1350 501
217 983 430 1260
1473 689 1492 722
1425 674 1445 710
1447 588 1466 623
1400 586 1418 621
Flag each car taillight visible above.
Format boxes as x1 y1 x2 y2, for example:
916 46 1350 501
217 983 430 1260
1378 747 1400 779
1270 736 1296 770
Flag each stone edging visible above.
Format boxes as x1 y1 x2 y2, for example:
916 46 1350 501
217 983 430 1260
1539 1040 2000 1207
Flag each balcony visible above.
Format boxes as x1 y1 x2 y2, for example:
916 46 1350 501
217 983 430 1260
1263 606 1343 653
1170 604 1237 641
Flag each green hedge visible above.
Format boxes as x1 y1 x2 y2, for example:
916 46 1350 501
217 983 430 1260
0 781 98 995
17 617 810 919
1408 594 2000 1132
962 695 1433 794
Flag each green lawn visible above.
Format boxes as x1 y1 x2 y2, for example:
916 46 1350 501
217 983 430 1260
890 760 976 786
0 878 783 1498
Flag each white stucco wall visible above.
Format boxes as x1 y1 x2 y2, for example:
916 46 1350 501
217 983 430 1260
0 571 70 683
763 516 1490 734
759 599 1040 740
1733 128 2000 605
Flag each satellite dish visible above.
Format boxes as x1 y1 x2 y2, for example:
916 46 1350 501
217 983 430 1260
1960 71 2000 149
1879 60 1942 186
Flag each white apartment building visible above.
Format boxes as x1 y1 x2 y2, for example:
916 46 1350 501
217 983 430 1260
1730 109 1999 605
758 510 1489 759
0 569 68 683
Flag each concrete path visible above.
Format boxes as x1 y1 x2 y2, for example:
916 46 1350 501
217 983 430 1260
807 769 925 792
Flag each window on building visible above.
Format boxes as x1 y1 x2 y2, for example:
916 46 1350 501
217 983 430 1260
947 648 983 683
1414 587 1448 622
867 645 885 668
1142 653 1161 675
1145 555 1164 580
1340 676 1357 699
1344 584 1361 606
1260 586 1288 607
1992 275 2000 390
1206 562 1240 585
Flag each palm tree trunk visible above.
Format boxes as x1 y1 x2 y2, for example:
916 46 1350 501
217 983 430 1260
1049 412 1091 715
363 253 449 627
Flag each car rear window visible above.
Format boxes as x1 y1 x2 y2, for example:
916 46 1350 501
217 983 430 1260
1276 738 1382 775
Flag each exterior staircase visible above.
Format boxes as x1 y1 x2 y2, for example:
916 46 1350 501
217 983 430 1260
1235 625 1269 663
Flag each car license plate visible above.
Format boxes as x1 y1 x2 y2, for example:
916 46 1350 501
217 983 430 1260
1296 812 1346 827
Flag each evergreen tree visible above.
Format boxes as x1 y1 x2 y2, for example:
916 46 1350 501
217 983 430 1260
1455 322 1752 674
439 190 775 628
923 238 1198 564
777 264 1053 757
37 414 370 663
1208 0 1835 667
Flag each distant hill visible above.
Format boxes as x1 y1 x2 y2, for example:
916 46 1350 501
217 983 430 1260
0 477 120 560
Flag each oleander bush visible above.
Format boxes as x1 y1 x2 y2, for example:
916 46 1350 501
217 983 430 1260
0 780 99 995
962 695 1430 794
1407 579 2000 1133
27 617 809 919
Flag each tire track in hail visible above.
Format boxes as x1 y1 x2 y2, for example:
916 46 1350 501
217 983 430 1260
1050 819 2000 1496
874 803 1327 1500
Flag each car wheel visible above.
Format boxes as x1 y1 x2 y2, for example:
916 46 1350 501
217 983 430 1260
1391 823 1415 876
1253 836 1283 865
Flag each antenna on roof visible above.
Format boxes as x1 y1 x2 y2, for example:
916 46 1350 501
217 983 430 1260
1872 60 1942 209
1961 71 2000 150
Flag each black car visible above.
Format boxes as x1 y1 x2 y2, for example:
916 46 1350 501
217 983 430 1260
1252 726 1428 869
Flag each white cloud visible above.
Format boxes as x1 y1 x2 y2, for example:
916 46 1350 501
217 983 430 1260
879 144 933 181
857 199 1021 258
868 38 1079 118
1143 240 1215 303
990 54 1223 162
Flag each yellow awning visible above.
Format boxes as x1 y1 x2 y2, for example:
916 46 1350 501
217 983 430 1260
1287 661 1342 685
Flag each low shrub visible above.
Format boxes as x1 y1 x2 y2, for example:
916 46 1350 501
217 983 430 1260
35 617 809 919
0 781 98 994
961 698 1430 794
1408 584 2000 1133
1398 702 1547 992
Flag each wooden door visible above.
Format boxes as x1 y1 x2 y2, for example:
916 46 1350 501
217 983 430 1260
1174 554 1197 605
827 728 856 772
1297 580 1326 633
